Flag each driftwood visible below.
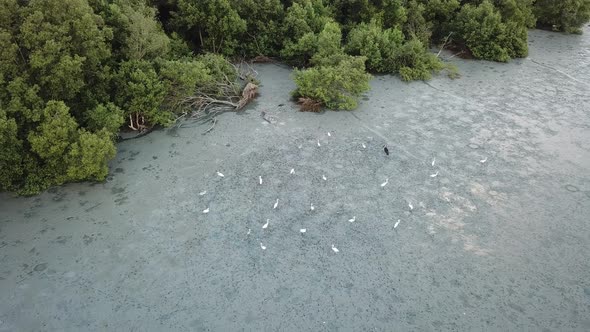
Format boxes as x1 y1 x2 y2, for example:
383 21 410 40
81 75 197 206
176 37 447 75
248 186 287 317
202 118 217 135
182 85 257 117
297 97 323 112
237 82 258 109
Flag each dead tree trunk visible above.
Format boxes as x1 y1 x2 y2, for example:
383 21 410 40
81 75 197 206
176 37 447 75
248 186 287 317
181 60 259 120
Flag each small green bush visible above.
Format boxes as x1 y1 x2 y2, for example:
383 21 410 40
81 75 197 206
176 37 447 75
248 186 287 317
19 101 116 194
345 20 404 72
346 20 449 80
391 39 446 81
452 0 534 62
453 1 511 62
281 19 344 66
85 103 125 134
292 55 371 110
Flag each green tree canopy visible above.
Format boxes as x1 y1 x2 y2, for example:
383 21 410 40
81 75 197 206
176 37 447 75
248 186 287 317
19 0 112 103
280 0 335 65
232 0 285 57
24 101 116 194
534 0 590 34
453 0 511 62
114 60 169 127
346 19 405 72
172 0 246 55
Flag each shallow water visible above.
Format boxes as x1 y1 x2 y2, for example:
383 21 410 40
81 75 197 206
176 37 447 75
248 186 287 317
1 28 589 331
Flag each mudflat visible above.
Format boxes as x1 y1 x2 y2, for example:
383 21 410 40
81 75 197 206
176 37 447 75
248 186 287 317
1 28 589 331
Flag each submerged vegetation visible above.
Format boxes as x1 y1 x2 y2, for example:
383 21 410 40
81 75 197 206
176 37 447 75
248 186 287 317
1 0 589 194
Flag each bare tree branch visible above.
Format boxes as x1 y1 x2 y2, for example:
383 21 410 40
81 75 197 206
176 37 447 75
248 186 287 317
127 59 260 132
202 118 217 135
182 60 259 121
437 32 453 58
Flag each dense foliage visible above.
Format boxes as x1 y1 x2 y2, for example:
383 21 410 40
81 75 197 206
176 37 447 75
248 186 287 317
1 0 589 194
0 0 247 194
451 0 535 62
345 19 454 80
534 0 590 34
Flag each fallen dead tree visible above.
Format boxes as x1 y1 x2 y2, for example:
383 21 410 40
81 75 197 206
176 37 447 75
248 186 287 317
181 61 259 121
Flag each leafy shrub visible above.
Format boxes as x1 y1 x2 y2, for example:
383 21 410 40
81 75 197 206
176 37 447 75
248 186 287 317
290 20 372 110
18 101 116 194
18 0 112 102
85 103 125 134
496 0 536 58
379 0 408 29
65 128 117 182
346 20 449 80
168 32 194 59
282 18 345 67
292 55 371 110
452 1 511 62
392 39 446 81
0 0 119 194
452 0 534 62
346 20 404 72
91 0 171 61
283 0 333 39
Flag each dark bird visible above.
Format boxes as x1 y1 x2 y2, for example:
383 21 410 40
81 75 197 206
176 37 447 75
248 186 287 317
383 145 389 155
